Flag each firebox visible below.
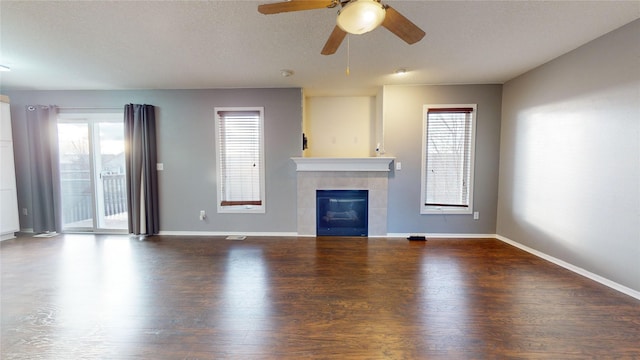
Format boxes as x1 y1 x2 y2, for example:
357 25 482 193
316 190 368 236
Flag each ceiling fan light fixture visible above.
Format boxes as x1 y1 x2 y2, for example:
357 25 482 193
337 0 386 35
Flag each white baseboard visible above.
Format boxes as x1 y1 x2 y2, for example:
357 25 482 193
1 233 17 241
386 233 496 239
158 231 496 239
158 231 299 237
495 235 640 301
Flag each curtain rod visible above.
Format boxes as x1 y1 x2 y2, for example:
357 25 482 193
57 107 122 110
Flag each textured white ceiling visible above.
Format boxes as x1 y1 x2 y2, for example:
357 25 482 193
1 1 638 95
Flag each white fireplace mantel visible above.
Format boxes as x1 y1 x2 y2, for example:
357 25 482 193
291 157 395 172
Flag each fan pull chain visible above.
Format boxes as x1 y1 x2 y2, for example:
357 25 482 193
346 35 350 76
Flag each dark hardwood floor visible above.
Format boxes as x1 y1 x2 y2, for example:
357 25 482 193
1 234 639 359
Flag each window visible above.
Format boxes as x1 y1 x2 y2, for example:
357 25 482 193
420 105 477 214
215 107 265 213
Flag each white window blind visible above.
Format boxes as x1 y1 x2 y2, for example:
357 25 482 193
215 108 265 213
421 105 476 214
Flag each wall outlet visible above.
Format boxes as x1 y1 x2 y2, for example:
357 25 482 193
395 161 402 170
22 208 28 216
473 211 479 220
199 210 206 220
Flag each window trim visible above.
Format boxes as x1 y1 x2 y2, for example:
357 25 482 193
214 107 266 214
420 104 477 215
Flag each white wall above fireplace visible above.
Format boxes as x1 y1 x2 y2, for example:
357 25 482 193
291 157 395 172
304 96 377 157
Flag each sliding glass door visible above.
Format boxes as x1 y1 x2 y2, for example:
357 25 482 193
57 113 127 232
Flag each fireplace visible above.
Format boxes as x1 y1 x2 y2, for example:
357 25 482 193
292 157 394 236
316 190 368 236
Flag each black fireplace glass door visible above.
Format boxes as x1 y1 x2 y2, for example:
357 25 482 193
316 190 368 236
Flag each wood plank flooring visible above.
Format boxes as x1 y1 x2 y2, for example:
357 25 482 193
1 234 639 359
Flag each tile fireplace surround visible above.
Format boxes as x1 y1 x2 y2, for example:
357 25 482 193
292 157 395 236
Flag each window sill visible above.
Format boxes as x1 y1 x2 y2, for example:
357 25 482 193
421 206 472 215
217 205 265 214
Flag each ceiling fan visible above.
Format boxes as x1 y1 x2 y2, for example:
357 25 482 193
258 0 426 55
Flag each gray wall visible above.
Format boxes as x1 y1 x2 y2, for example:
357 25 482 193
497 19 640 292
6 88 302 233
7 85 502 237
382 84 503 234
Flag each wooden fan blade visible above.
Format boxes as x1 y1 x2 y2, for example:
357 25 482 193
381 6 426 45
321 25 347 55
258 0 335 15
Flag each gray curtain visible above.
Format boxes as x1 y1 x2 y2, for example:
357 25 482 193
124 104 159 235
25 105 62 233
